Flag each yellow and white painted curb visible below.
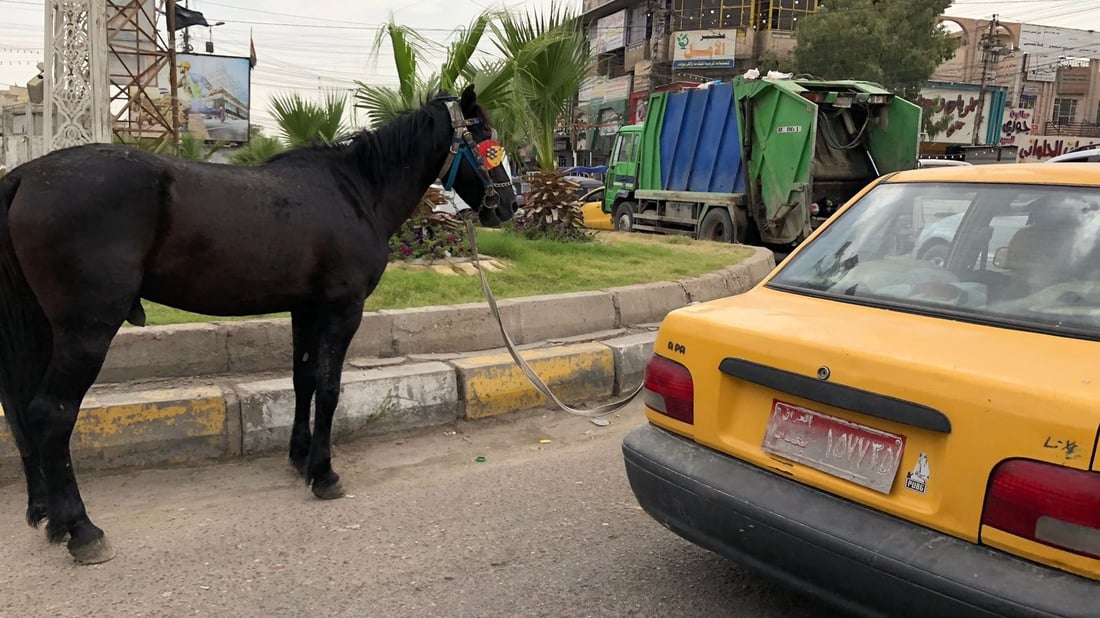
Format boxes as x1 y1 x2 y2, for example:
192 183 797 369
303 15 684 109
0 387 229 472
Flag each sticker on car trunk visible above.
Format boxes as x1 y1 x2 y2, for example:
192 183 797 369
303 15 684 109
762 400 907 494
905 453 931 494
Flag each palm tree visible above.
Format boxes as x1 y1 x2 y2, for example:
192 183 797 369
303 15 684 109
491 3 589 172
269 89 352 147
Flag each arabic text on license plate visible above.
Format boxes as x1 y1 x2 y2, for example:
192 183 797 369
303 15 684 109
762 400 906 494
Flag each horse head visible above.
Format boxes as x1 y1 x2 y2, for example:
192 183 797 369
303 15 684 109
434 85 517 227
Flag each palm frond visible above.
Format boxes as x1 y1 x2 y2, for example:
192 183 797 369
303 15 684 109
269 90 351 147
369 16 437 107
440 9 499 91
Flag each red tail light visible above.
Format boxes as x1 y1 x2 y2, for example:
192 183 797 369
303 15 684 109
983 459 1100 559
643 354 694 425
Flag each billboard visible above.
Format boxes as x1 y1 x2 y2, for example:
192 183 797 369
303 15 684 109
915 84 994 144
592 10 626 53
672 30 737 69
176 53 251 142
578 75 633 104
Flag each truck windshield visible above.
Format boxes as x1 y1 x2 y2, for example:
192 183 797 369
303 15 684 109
612 132 637 164
767 182 1100 340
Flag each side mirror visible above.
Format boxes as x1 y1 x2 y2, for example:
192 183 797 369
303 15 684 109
993 246 1009 269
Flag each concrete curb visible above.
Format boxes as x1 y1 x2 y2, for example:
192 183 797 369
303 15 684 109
97 247 775 384
0 247 775 477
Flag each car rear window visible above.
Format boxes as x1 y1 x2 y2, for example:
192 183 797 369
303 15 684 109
768 182 1100 340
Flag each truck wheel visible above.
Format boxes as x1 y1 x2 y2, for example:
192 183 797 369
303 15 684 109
733 206 758 245
698 208 734 243
613 202 636 232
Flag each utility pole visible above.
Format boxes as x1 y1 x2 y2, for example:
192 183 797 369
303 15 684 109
648 0 665 100
181 0 191 52
972 14 1000 146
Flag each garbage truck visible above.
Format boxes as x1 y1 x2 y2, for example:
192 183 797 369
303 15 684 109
600 75 922 247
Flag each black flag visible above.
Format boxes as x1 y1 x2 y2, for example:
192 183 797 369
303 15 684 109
173 6 210 30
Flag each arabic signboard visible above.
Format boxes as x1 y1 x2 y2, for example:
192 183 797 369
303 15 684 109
1016 136 1100 162
915 85 993 145
592 10 627 53
1020 24 1100 82
1000 108 1038 146
672 30 737 69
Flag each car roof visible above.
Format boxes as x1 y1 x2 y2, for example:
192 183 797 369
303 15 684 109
886 162 1100 186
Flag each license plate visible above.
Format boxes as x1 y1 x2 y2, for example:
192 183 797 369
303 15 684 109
762 400 906 494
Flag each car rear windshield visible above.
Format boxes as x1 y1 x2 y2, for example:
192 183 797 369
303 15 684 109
768 182 1100 340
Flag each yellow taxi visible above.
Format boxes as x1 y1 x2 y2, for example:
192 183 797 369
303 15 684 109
577 187 613 231
623 163 1100 617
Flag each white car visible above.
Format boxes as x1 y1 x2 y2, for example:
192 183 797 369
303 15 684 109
1048 147 1100 163
917 158 972 168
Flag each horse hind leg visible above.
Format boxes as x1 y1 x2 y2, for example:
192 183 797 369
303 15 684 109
26 324 122 564
289 306 321 477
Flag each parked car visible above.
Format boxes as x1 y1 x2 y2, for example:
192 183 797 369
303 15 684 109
623 162 1100 617
1049 146 1100 163
913 191 1029 268
577 186 612 231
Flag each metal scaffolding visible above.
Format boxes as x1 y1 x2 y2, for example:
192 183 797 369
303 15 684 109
106 0 178 149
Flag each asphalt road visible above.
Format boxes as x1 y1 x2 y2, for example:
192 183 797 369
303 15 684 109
0 401 842 618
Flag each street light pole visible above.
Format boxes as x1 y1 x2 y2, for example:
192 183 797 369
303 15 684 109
972 14 1002 146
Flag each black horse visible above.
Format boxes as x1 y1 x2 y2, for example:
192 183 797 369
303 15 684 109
0 85 515 564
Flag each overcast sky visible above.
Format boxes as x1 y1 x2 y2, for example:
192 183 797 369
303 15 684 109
1 0 1099 131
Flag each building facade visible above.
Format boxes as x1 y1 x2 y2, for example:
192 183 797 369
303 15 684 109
909 15 1100 161
577 0 817 165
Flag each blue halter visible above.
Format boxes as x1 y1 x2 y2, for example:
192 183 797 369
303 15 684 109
442 129 490 191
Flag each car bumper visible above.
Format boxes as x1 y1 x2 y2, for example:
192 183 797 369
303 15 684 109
622 424 1100 618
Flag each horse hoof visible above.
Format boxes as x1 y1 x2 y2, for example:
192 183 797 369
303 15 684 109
311 481 345 500
69 535 115 565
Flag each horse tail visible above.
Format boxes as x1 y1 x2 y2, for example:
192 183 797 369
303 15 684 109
0 173 52 456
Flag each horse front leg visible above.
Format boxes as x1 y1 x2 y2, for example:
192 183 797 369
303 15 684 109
289 306 321 477
21 451 48 528
307 300 363 500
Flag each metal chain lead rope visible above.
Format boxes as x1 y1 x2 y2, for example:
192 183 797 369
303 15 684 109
461 212 645 419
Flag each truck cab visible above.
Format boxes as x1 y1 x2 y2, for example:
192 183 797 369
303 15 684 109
603 125 643 231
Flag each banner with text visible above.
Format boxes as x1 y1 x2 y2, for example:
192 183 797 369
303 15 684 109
1015 136 1100 162
672 30 737 69
916 85 993 145
1000 108 1038 146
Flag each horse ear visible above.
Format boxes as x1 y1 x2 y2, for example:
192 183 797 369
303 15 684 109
460 84 477 114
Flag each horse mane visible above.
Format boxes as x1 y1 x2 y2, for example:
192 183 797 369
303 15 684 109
348 101 451 178
260 90 492 184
